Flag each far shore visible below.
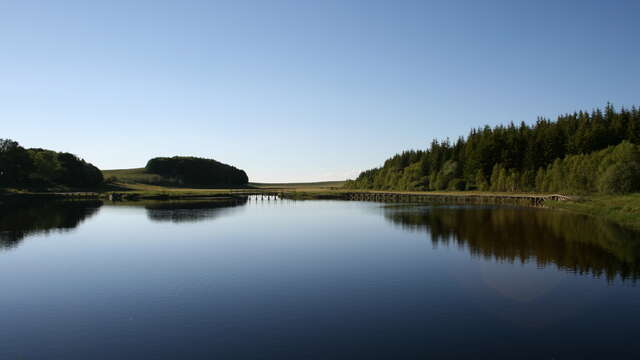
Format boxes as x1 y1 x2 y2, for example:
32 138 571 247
3 183 639 232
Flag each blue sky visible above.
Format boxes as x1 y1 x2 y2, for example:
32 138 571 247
1 0 639 182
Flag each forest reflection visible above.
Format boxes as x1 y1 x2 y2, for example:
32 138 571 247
144 197 248 223
4 199 639 283
0 197 249 249
0 199 102 250
383 205 640 281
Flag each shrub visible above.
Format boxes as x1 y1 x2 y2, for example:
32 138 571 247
448 178 466 191
598 162 640 194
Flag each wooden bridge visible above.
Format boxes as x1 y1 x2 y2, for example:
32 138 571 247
341 192 572 207
102 190 571 207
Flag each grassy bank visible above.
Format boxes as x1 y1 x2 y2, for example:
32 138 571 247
546 194 640 232
251 181 345 189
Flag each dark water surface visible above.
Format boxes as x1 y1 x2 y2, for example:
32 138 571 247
1 198 640 359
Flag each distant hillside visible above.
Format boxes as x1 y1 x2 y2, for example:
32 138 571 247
251 181 346 189
102 168 163 184
103 168 344 190
103 156 248 188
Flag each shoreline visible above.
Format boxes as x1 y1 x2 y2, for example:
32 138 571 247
0 187 568 202
2 187 639 232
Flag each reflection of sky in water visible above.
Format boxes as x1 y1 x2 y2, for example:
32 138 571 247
480 260 565 302
452 259 600 328
0 200 639 359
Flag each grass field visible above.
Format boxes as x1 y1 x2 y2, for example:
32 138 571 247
102 168 169 185
547 194 640 231
251 181 345 189
102 168 346 191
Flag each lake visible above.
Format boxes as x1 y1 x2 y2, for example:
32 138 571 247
1 197 639 359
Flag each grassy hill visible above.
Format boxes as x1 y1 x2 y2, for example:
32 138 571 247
251 181 346 189
103 168 161 184
102 168 345 191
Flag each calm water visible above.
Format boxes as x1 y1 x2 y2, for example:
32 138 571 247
1 197 640 359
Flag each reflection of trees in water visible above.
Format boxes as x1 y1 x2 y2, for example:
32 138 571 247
0 200 102 250
145 197 248 223
384 206 640 281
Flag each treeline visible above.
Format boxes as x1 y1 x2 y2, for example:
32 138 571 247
346 104 640 194
0 139 103 189
146 156 248 187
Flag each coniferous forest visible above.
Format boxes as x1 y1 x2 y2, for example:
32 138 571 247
346 104 640 194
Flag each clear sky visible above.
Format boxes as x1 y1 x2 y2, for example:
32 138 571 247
1 0 639 182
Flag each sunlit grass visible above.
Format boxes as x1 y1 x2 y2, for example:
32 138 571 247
547 194 640 231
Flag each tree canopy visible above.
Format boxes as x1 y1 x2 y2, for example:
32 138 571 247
0 139 103 189
346 104 640 195
145 156 248 187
